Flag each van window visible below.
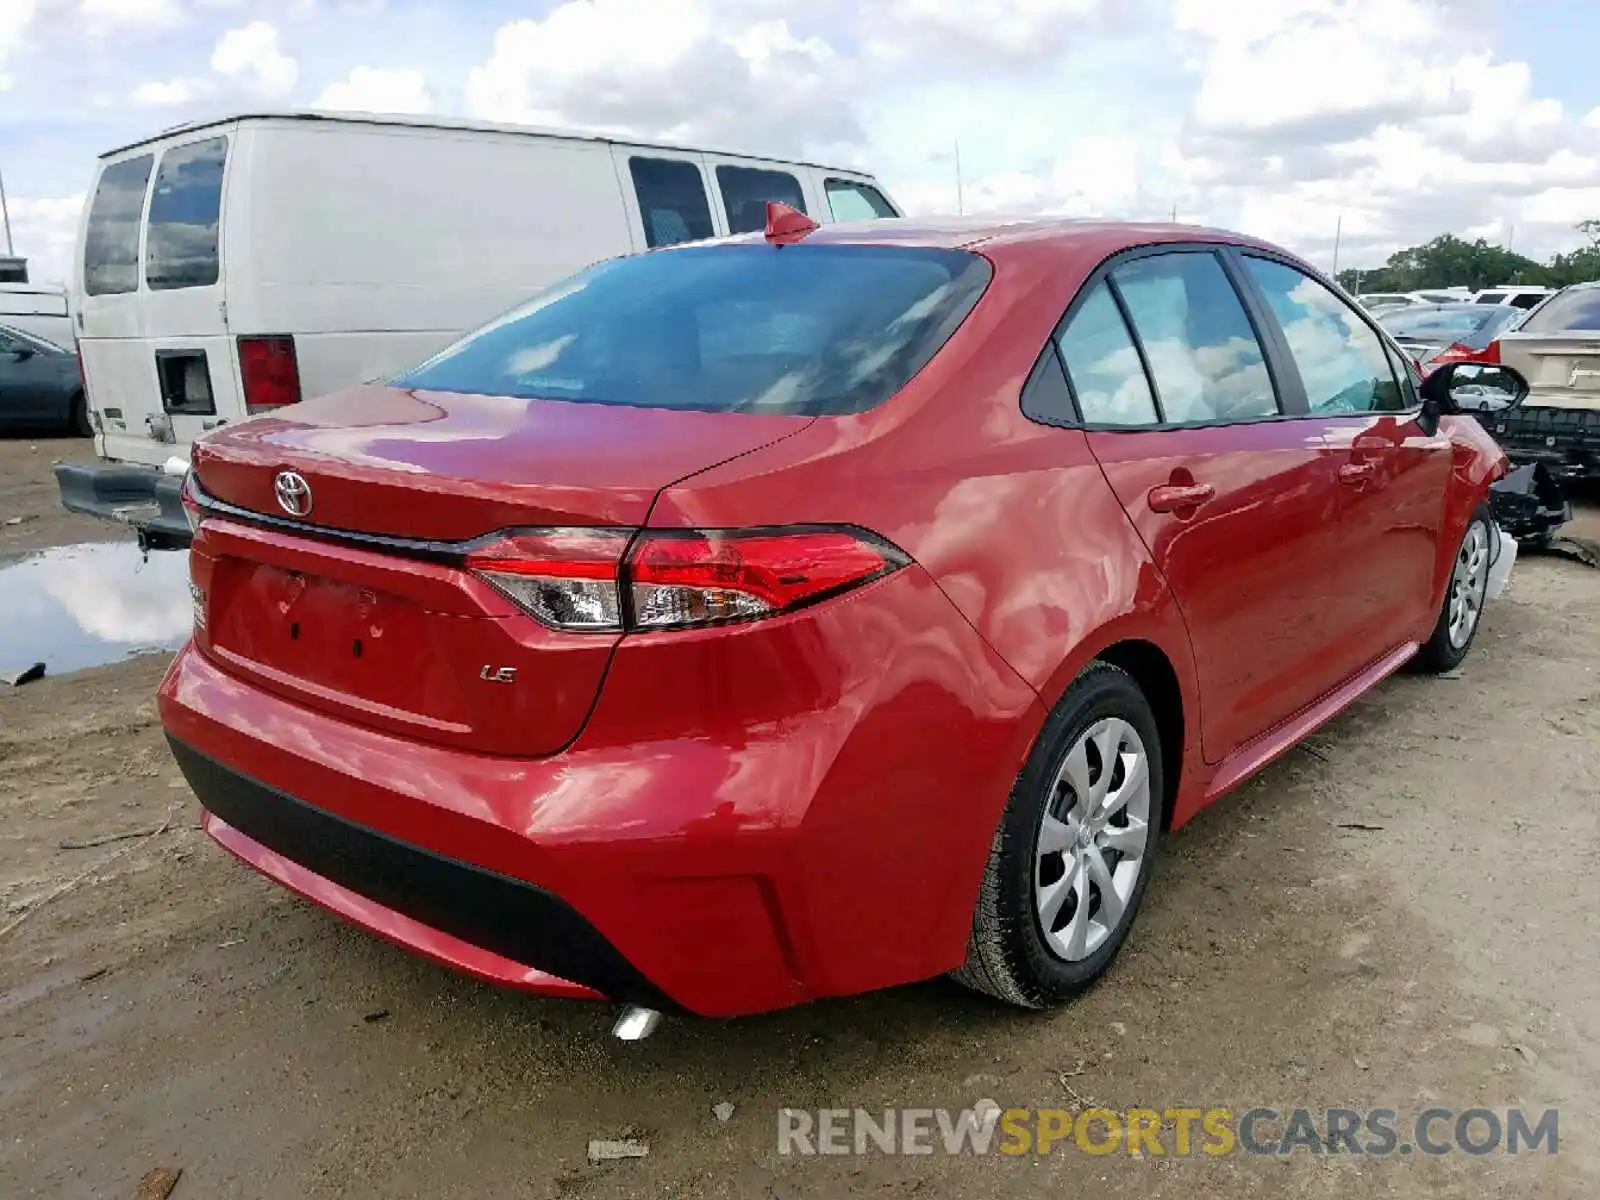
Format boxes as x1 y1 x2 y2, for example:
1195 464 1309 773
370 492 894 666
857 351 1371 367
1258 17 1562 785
715 165 807 234
628 158 715 249
394 244 992 417
83 155 154 296
825 179 897 221
146 137 228 291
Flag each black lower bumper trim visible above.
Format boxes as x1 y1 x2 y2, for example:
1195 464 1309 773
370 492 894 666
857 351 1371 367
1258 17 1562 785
167 737 678 1011
54 460 191 550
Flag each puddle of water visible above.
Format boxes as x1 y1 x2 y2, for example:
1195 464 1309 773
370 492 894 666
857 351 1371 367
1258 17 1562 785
0 543 192 678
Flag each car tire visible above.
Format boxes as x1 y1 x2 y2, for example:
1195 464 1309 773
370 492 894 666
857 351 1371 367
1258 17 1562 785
1413 506 1494 674
69 392 92 439
951 661 1165 1009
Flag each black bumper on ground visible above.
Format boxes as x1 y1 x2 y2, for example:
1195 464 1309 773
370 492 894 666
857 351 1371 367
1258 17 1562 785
53 459 191 551
166 737 678 1012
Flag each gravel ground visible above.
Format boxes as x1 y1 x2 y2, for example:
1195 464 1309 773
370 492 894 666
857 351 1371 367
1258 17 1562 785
1 433 1597 1198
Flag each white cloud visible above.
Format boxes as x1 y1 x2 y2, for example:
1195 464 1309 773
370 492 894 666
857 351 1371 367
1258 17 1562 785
6 195 86 289
211 21 298 98
0 0 39 86
131 77 194 106
81 0 182 29
465 0 859 155
313 66 431 114
867 0 1108 64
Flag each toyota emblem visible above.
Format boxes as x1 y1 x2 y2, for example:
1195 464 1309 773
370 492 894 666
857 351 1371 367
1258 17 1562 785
274 470 313 517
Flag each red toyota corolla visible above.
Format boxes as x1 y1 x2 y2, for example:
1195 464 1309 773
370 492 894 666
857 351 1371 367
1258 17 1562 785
160 211 1525 1021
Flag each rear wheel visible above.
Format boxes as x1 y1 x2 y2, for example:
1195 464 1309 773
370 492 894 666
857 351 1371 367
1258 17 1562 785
951 662 1165 1008
1413 508 1493 674
68 392 92 439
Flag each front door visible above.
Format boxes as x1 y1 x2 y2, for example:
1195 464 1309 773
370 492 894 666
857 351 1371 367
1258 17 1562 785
1237 254 1452 670
1057 248 1346 763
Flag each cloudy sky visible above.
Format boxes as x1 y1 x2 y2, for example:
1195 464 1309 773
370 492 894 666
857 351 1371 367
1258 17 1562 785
3 0 1599 287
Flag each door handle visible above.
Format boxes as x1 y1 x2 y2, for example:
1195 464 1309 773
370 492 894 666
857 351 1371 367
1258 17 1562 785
1338 462 1376 485
1147 483 1216 513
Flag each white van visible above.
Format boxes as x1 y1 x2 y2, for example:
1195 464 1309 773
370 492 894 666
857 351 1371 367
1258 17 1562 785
0 283 73 346
56 110 900 547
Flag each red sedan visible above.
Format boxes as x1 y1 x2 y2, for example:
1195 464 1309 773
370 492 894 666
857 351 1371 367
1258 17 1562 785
161 210 1524 1021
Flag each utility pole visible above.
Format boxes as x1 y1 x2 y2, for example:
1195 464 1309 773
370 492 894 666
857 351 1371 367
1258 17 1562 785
0 164 13 256
954 139 964 216
1170 201 1177 222
1332 212 1343 278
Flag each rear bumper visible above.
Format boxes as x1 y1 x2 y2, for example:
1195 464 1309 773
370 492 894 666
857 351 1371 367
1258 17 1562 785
54 459 191 550
157 565 1043 1016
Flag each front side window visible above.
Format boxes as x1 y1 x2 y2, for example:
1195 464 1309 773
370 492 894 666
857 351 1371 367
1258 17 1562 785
716 166 806 234
146 136 228 290
1111 252 1278 424
394 244 991 417
1054 283 1158 426
83 155 154 296
1244 257 1407 414
826 179 898 221
1475 293 1506 305
628 157 715 249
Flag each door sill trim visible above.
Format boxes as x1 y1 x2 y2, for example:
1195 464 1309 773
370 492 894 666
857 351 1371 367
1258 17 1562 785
1205 642 1417 803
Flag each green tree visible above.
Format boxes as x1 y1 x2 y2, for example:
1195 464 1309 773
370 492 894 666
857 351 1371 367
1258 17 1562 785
1339 221 1600 293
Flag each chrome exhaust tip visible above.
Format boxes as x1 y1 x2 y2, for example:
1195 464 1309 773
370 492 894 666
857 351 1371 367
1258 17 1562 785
611 1006 662 1041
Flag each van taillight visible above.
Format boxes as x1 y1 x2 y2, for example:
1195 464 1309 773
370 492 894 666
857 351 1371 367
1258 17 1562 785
237 336 301 413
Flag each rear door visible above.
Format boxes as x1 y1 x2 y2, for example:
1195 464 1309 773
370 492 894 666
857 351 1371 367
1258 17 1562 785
1058 247 1345 763
1237 253 1452 671
610 146 721 251
77 130 240 463
139 132 239 447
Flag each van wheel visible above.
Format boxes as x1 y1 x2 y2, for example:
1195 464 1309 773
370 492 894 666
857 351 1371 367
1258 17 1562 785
950 662 1165 1008
69 392 92 438
1413 507 1493 674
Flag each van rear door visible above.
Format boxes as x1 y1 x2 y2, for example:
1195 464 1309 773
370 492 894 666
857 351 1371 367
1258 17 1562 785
78 128 243 465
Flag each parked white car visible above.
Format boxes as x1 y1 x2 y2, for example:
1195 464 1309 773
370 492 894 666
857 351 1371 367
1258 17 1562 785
0 283 73 347
1473 285 1555 310
57 110 901 546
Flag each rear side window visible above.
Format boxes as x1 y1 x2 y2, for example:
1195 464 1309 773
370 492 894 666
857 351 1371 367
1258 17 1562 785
826 179 898 221
629 158 715 248
716 166 807 234
1518 289 1600 331
1475 293 1505 305
146 136 228 291
1243 257 1407 413
1509 292 1546 310
1110 252 1278 424
1054 284 1158 426
83 155 154 296
394 244 991 417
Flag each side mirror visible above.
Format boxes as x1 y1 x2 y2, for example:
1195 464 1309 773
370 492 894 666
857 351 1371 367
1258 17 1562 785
1420 360 1530 415
9 348 33 363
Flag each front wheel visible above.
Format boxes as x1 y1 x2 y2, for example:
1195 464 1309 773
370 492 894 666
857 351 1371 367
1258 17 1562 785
951 662 1165 1008
1413 508 1493 674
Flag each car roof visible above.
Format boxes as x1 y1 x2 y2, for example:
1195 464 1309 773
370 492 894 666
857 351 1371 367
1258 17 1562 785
743 215 1286 256
100 109 876 176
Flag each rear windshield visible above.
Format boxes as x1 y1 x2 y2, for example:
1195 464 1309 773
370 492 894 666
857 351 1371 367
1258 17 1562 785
146 137 228 290
1380 308 1496 341
83 155 154 296
1517 288 1600 334
394 244 992 416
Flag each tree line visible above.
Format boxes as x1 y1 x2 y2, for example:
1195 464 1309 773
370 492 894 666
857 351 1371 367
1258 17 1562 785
1335 221 1600 294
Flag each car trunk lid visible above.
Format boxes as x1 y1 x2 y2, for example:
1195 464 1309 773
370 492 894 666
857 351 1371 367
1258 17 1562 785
188 384 810 755
1497 333 1600 411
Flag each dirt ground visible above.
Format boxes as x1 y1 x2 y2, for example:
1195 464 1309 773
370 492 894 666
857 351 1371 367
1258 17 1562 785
0 436 120 556
2 434 1598 1198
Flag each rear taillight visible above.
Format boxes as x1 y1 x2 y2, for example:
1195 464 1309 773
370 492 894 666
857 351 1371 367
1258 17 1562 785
1424 338 1500 376
180 470 206 536
628 530 903 630
465 529 631 632
464 527 908 633
237 336 301 413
